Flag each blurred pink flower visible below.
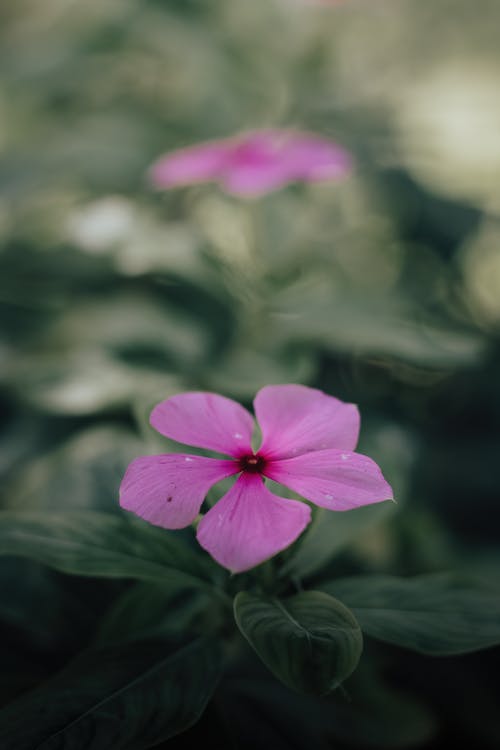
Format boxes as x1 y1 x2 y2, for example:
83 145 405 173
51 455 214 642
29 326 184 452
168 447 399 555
149 129 353 197
120 385 392 573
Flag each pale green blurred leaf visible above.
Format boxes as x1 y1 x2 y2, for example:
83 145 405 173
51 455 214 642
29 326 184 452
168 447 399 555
4 426 140 513
269 285 485 368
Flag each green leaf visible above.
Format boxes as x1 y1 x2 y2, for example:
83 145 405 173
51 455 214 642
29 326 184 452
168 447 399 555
216 677 332 750
203 345 316 400
325 654 437 748
0 511 215 590
281 502 394 580
95 582 214 645
270 286 485 368
218 668 436 750
3 426 141 513
322 574 500 655
0 636 221 750
233 590 363 695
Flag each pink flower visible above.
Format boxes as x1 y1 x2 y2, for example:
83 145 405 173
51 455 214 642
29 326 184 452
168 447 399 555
149 129 353 197
120 385 392 573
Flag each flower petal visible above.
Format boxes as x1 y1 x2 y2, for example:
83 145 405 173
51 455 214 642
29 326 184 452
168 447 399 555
196 473 311 573
221 131 294 196
221 162 291 197
286 134 353 182
150 392 254 457
149 140 231 188
120 454 238 529
254 384 360 459
265 449 393 511
149 130 352 197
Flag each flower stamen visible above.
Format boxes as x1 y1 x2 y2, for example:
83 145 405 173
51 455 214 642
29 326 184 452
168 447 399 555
239 454 266 474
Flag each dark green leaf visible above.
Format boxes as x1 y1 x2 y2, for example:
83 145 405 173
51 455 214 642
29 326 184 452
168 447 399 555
0 558 94 654
218 667 436 750
0 511 215 590
216 677 332 750
233 590 363 695
95 582 214 645
325 657 437 748
281 502 394 580
322 574 500 655
0 636 221 750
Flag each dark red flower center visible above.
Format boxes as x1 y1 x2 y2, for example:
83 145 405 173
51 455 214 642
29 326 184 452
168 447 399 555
239 453 266 474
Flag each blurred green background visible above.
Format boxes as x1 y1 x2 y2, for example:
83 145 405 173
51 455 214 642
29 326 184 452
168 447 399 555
1 0 499 747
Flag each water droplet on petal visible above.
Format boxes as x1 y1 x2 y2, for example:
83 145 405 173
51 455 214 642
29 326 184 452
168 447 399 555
184 457 193 462
341 453 349 460
233 432 243 440
324 494 333 501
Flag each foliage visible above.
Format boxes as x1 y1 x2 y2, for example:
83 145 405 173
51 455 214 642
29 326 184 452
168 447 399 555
1 0 499 748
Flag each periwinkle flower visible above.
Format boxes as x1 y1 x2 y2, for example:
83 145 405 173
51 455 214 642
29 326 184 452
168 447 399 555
120 385 392 573
149 129 353 197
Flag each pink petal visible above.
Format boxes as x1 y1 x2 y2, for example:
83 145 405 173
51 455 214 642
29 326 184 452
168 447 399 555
254 384 360 459
265 449 393 511
120 454 238 529
149 140 231 188
221 131 295 197
221 130 352 196
284 135 353 182
221 162 292 196
196 473 311 573
150 392 254 457
149 130 352 197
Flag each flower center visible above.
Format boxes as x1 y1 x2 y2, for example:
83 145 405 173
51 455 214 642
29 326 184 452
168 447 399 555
239 454 266 474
